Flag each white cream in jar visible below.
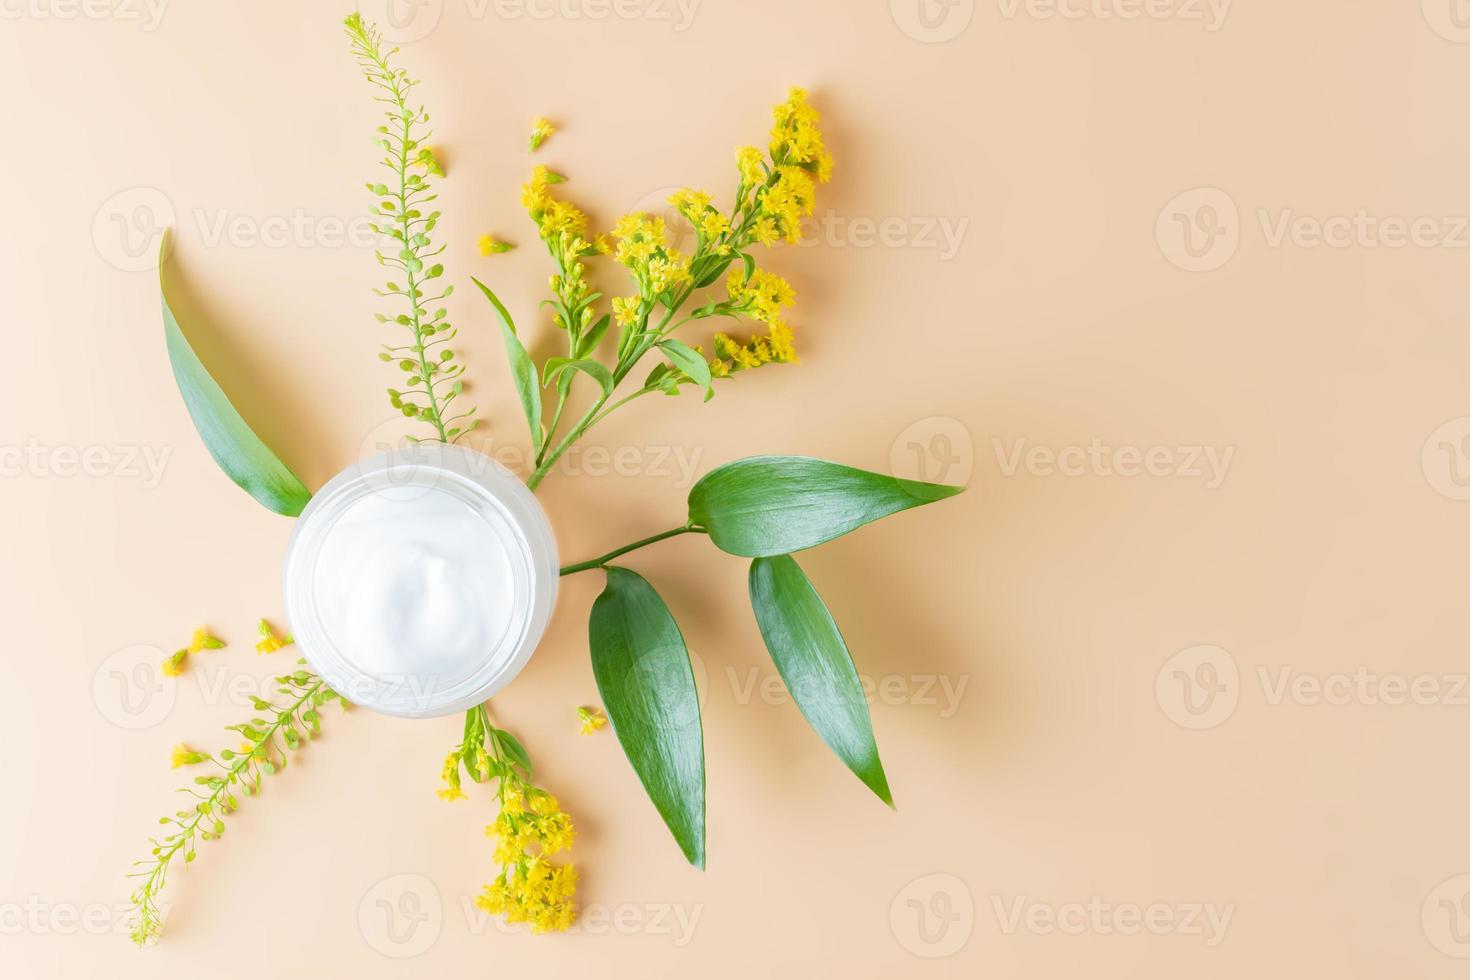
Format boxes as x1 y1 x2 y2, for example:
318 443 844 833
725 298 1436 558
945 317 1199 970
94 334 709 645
283 444 557 717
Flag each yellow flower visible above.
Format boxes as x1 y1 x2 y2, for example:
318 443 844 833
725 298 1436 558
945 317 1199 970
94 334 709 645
770 88 828 173
576 706 608 735
768 320 798 363
416 145 444 177
160 648 188 677
529 117 555 152
612 296 642 327
700 210 731 239
189 627 224 653
478 234 514 255
728 268 796 324
170 744 207 769
669 188 712 216
736 145 765 187
255 619 291 655
752 216 781 246
648 252 691 295
438 751 464 800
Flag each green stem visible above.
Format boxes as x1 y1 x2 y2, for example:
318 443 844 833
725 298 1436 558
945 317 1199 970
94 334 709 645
558 524 705 576
526 392 609 490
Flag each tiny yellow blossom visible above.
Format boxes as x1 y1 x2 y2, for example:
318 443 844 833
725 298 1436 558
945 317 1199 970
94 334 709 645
170 744 208 769
189 627 224 654
478 234 514 256
577 706 608 735
416 145 444 177
255 620 291 655
161 648 188 678
529 117 555 152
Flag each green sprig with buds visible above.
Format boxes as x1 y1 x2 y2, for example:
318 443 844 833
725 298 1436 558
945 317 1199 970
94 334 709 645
125 664 346 946
345 13 475 443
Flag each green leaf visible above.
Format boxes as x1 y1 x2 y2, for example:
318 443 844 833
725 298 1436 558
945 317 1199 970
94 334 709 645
577 313 611 358
160 233 311 517
688 456 963 557
494 727 533 775
657 339 713 402
472 276 542 453
748 555 892 805
588 567 705 868
543 357 614 398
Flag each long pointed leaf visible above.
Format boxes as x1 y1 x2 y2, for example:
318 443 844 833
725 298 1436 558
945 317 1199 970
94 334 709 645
749 555 892 805
689 455 963 557
589 566 706 868
472 276 542 453
160 234 310 517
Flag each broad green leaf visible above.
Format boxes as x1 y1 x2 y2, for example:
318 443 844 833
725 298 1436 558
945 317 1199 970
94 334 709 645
589 566 705 868
542 357 613 398
749 555 891 805
657 339 713 401
472 276 542 453
160 234 310 517
688 455 963 557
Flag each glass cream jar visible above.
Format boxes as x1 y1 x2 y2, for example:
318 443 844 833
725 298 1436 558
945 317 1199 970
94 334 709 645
282 443 558 718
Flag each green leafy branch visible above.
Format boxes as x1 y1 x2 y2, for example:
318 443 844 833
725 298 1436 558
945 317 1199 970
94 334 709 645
345 13 473 443
560 456 964 865
126 666 346 946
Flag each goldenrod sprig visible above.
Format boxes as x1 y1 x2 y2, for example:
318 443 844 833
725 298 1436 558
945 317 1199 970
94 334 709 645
345 13 475 443
516 89 830 488
126 665 345 946
439 705 579 933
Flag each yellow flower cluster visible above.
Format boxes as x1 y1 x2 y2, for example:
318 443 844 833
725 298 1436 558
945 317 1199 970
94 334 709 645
709 267 799 375
437 744 490 802
670 188 733 254
747 88 832 246
161 626 225 677
612 213 691 299
521 165 608 337
474 788 578 933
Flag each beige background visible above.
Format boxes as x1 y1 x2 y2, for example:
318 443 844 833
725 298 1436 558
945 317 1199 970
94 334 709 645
4 0 1470 976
